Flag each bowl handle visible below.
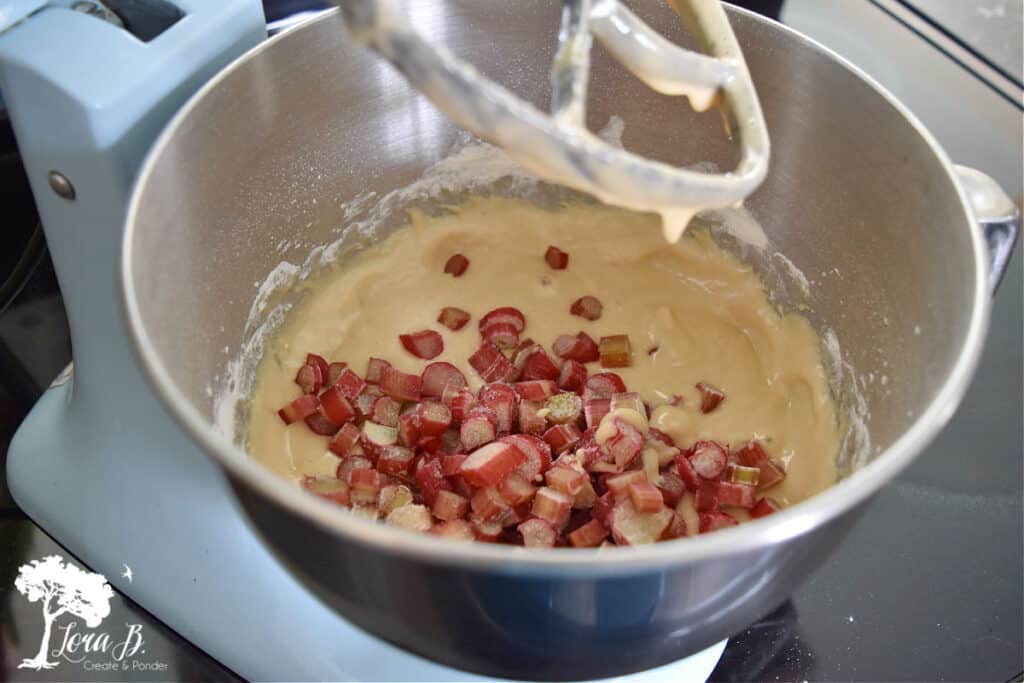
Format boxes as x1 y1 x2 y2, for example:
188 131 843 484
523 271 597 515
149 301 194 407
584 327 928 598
953 165 1020 293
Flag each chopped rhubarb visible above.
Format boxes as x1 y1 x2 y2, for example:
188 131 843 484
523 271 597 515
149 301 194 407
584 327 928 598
460 441 527 486
518 400 547 435
498 472 537 505
370 395 402 427
336 454 373 483
419 362 466 399
514 379 559 402
544 245 569 270
354 384 384 417
696 382 725 413
688 440 728 480
552 331 601 363
361 421 398 452
482 322 519 349
648 428 675 447
568 518 608 547
518 347 561 382
674 451 701 491
628 481 664 513
557 359 588 394
433 490 469 521
478 307 526 334
477 383 518 434
725 463 761 487
295 363 322 395
326 362 348 387
471 486 509 520
605 419 645 469
599 335 632 368
303 476 350 506
531 487 573 527
278 394 319 425
573 478 598 509
695 480 719 512
443 253 469 277
570 295 603 321
329 422 362 457
437 306 471 331
605 471 648 498
591 492 616 525
519 518 557 547
365 357 390 384
306 353 330 379
443 387 477 423
350 468 384 505
584 372 626 400
545 465 587 496
734 440 787 489
751 497 781 518
610 392 644 415
460 406 498 450
305 412 341 436
399 330 444 360
470 515 504 542
380 365 422 402
662 511 688 540
378 484 414 515
377 445 416 476
317 385 355 427
543 424 582 455
544 392 583 424
433 519 475 541
584 397 612 429
658 470 687 507
387 504 434 532
699 510 738 534
610 499 673 545
418 400 452 436
397 412 420 447
414 458 450 506
715 481 757 509
441 453 468 476
468 342 515 383
501 434 552 482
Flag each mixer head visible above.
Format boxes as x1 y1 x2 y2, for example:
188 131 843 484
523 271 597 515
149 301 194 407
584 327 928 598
336 0 769 236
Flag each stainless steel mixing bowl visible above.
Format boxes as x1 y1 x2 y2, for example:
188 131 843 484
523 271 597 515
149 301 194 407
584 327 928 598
121 3 1016 679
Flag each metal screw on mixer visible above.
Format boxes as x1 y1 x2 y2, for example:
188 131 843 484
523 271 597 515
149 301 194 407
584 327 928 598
48 171 76 200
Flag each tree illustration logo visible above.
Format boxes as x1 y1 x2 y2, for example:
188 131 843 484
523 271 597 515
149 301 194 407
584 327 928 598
15 555 114 670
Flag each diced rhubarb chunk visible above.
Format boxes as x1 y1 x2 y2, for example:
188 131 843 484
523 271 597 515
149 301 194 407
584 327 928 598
674 452 702 491
365 357 390 384
306 353 330 380
336 455 374 484
610 499 673 545
443 386 477 422
751 497 781 518
420 362 467 399
545 465 587 496
699 510 738 534
437 306 471 331
317 385 356 426
441 453 468 476
354 384 384 417
610 392 645 415
544 245 569 270
725 463 761 487
498 472 537 505
278 394 319 424
414 458 450 506
415 400 451 436
688 440 728 480
658 470 687 507
387 504 433 532
518 400 547 435
584 372 626 400
471 486 509 520
543 424 582 455
501 434 553 482
469 514 504 542
478 306 526 333
591 491 616 525
326 361 348 387
558 360 588 394
295 363 322 395
432 519 475 541
519 347 561 382
628 481 664 513
584 398 611 429
605 470 648 498
514 380 559 402
553 331 601 363
482 322 519 349
695 480 719 512
370 395 402 427
350 468 384 505
696 382 725 413
518 518 557 547
568 518 608 547
443 253 469 277
399 330 444 360
468 343 515 383
573 477 598 509
303 476 350 506
531 487 573 527
477 383 518 434
648 428 675 447
599 335 632 368
460 441 527 486
377 445 416 476
544 392 583 424
397 412 420 447
460 406 498 451
380 365 422 402
361 421 398 452
570 295 603 321
378 484 414 515
734 440 786 489
605 419 645 469
662 511 688 540
329 422 362 457
440 428 463 454
715 481 757 509
432 489 469 521
305 412 341 436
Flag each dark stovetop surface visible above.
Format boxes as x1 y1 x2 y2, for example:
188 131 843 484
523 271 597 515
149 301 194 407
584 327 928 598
1 1 1021 682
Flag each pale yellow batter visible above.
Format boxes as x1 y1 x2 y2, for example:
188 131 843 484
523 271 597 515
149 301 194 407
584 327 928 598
247 198 839 507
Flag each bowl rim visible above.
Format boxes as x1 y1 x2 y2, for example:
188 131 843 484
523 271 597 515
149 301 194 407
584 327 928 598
120 5 991 576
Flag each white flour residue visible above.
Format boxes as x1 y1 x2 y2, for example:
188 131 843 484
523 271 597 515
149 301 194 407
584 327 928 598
772 252 811 298
822 328 871 475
